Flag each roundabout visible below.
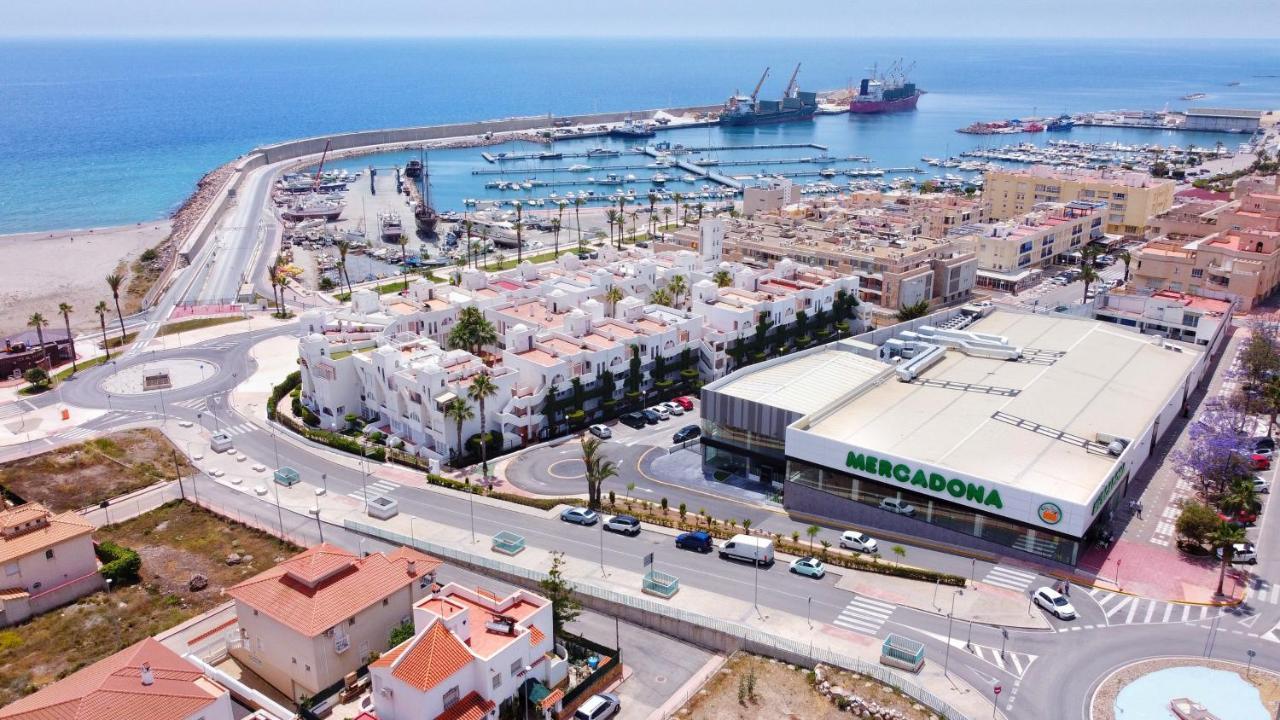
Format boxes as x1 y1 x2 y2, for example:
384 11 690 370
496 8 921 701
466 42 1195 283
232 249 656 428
546 458 587 480
1091 656 1279 719
98 358 221 395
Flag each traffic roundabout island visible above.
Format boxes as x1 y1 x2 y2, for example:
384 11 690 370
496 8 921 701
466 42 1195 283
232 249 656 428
546 458 587 480
99 358 221 395
1090 656 1279 719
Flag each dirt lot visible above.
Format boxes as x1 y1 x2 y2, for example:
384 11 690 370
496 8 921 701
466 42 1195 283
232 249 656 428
678 653 930 720
0 501 297 705
0 429 192 511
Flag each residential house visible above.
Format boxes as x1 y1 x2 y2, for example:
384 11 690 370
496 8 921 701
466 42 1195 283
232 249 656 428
0 503 101 626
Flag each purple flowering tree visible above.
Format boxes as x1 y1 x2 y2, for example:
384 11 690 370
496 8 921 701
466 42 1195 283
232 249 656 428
1173 407 1253 501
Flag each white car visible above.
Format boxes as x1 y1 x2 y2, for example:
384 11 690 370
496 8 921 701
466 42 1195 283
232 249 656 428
648 405 670 420
789 557 826 579
1253 474 1270 494
840 530 879 554
588 424 612 439
1218 542 1258 564
879 497 917 516
1033 586 1077 620
662 401 685 416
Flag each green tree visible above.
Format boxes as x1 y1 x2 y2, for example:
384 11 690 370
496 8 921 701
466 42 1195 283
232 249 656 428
105 273 127 345
467 373 499 478
94 300 111 360
514 201 524 265
666 274 688 309
27 312 49 369
389 619 415 647
23 367 49 390
448 306 498 358
673 192 684 226
580 435 618 510
58 303 77 374
573 197 585 252
443 397 474 466
896 299 930 322
648 288 672 307
806 524 820 551
604 286 624 318
336 239 353 296
538 551 581 640
1079 263 1100 303
713 269 732 288
1115 249 1132 283
606 209 618 249
1175 500 1221 548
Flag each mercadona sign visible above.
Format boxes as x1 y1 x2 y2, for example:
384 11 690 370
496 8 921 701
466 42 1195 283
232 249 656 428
845 451 1005 510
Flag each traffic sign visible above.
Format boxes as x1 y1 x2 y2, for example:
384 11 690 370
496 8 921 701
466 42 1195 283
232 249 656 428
994 684 1002 695
643 552 654 567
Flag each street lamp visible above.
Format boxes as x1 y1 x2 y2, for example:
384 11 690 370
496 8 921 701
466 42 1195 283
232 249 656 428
999 627 1009 659
807 596 812 629
944 589 964 676
361 443 370 514
313 505 324 543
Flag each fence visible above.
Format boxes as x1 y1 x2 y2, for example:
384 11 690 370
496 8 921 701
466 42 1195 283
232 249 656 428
344 520 970 720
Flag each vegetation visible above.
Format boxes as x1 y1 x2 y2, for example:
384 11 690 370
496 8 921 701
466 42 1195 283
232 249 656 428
447 305 499 358
94 300 111 360
538 552 582 640
96 541 142 585
580 435 618 510
389 619 415 648
106 273 127 345
467 373 499 478
895 299 930 322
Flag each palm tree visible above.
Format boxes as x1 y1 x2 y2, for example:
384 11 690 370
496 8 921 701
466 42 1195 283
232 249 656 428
556 201 567 252
605 209 618 249
647 193 658 237
580 435 618 510
514 202 524 265
666 274 688 309
713 269 732 288
480 227 492 269
443 396 475 467
1079 263 1100 303
604 286 624 318
573 197 585 252
268 268 281 314
57 303 77 374
648 288 672 306
673 192 684 226
662 207 673 234
616 196 627 250
278 275 292 313
467 372 499 478
105 274 126 345
27 313 49 369
550 217 562 257
336 240 353 296
696 201 706 222
1116 249 1132 283
896 299 931 322
1211 521 1248 596
94 301 111 360
629 211 639 245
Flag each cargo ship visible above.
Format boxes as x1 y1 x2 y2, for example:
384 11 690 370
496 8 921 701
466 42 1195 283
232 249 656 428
849 61 923 114
720 64 818 126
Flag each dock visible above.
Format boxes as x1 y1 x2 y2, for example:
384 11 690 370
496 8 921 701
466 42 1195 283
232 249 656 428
471 154 872 175
481 142 830 163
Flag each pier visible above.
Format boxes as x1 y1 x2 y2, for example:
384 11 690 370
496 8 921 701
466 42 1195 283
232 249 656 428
480 141 830 163
470 154 871 175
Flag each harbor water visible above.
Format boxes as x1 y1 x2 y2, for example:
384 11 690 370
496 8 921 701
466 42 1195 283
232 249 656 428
3 38 1280 233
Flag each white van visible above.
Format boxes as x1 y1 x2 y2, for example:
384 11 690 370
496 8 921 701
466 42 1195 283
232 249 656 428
210 433 234 453
718 534 775 566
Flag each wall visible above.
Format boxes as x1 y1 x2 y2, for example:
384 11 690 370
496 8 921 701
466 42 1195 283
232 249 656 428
2 534 100 608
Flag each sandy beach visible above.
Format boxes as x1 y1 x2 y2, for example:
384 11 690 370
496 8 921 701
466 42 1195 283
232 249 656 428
0 222 172 336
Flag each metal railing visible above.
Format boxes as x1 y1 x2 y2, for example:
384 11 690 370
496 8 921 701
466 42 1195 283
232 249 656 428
345 519 969 720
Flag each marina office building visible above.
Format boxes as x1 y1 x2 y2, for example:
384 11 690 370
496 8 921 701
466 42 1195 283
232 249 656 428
983 166 1176 237
701 306 1220 565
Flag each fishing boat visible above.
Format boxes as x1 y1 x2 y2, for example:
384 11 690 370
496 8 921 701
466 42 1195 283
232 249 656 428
651 172 670 184
568 164 592 172
379 212 404 242
587 148 620 158
1182 92 1208 101
282 195 344 222
610 115 656 138
404 159 423 178
1169 698 1221 720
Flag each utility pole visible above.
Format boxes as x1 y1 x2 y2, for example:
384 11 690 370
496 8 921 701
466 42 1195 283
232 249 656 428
171 448 185 500
944 589 964 676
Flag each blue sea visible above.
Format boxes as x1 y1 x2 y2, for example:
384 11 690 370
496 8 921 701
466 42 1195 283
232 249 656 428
2 38 1280 234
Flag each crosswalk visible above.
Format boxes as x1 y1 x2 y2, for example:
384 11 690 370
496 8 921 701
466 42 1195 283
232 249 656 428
349 479 402 502
832 595 895 636
0 401 35 421
965 643 1037 679
1088 588 1219 627
218 422 256 437
1244 580 1280 606
174 397 209 411
56 427 97 443
982 565 1038 593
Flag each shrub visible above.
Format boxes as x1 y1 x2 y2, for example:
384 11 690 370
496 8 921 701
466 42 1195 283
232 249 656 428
96 541 141 585
267 370 302 420
23 368 49 389
465 431 503 459
140 248 159 263
389 619 414 647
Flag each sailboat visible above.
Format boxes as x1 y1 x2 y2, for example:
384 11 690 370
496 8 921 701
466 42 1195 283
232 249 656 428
413 147 439 238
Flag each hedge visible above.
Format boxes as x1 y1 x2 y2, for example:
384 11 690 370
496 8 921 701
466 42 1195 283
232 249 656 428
96 541 141 585
267 370 302 421
277 410 386 462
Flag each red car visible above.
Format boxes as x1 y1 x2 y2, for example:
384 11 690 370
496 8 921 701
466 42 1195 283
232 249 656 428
1247 453 1272 471
673 396 694 411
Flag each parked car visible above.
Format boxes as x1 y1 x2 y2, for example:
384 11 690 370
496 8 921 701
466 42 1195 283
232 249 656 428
560 507 599 526
1220 506 1259 526
839 530 879 554
574 693 621 720
620 412 648 429
672 396 695 411
1033 586 1077 620
640 409 661 424
662 401 685 416
675 530 714 552
1253 474 1271 494
588 424 612 439
1252 436 1276 455
1236 450 1271 471
790 556 827 579
879 497 917 516
604 515 641 536
672 425 701 444
1217 541 1258 564
719 534 775 566
649 405 670 420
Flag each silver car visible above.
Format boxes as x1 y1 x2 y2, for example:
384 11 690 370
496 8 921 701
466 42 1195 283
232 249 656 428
574 693 620 720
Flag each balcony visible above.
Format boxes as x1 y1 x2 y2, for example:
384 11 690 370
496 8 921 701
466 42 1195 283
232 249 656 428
334 633 351 654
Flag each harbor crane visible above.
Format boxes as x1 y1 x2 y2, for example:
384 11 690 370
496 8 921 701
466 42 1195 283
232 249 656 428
310 140 332 193
784 63 802 98
750 66 770 101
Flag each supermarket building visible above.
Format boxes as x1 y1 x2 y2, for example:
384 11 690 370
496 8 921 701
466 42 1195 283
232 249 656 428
700 307 1222 565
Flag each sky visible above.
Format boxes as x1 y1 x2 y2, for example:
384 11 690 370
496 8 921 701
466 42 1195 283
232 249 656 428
5 0 1280 39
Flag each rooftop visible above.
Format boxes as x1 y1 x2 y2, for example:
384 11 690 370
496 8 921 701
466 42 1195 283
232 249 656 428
710 342 891 416
0 503 95 565
988 165 1174 190
798 312 1201 506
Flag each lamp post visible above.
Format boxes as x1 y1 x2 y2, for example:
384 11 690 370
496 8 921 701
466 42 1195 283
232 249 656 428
807 596 813 629
944 589 964 676
313 505 324 543
321 472 327 495
999 627 1009 659
184 441 199 504
361 443 370 514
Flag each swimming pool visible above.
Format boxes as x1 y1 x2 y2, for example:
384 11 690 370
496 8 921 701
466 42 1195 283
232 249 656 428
1113 665 1267 719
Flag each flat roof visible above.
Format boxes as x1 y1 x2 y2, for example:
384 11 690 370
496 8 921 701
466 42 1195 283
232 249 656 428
801 312 1201 506
713 342 891 415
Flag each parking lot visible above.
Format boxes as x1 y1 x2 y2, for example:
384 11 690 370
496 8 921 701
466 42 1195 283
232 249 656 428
994 249 1136 314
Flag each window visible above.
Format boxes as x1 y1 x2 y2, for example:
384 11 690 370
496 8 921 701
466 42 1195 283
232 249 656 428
443 687 461 709
511 659 523 677
492 673 502 690
3 563 17 576
1191 269 1204 278
348 617 356 626
382 598 389 606
45 549 54 560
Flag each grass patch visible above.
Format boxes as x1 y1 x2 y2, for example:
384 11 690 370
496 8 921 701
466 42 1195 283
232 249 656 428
0 429 192 512
157 316 244 336
103 331 139 350
0 501 298 706
51 354 109 383
329 346 374 361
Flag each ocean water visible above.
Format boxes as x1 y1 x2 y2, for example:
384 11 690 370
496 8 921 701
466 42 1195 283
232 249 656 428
2 38 1280 234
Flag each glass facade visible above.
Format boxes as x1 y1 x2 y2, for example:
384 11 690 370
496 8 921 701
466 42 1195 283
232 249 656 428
788 459 1081 565
701 419 787 487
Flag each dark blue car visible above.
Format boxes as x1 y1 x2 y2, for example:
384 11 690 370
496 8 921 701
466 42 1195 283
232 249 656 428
675 530 713 552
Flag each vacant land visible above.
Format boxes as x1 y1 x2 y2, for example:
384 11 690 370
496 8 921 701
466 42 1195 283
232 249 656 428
0 429 192 512
0 501 298 705
679 653 929 720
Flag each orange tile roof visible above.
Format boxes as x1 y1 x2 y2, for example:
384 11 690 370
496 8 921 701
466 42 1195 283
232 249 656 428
385 621 473 692
0 504 95 565
537 688 564 711
0 638 221 720
528 625 545 646
227 544 441 637
435 692 495 720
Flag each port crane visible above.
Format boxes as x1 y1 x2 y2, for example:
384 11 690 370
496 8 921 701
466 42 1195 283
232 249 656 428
750 66 770 101
310 140 332 193
784 63 802 98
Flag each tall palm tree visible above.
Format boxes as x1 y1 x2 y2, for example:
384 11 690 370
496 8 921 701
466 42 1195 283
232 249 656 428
1079 264 1100 304
514 202 524 265
647 193 658 237
278 275 292 312
268 268 281 315
713 269 733 288
94 301 111 360
443 396 475 467
696 201 705 222
673 192 684 226
556 201 567 253
666 274 688 309
648 288 672 307
1116 249 1132 283
1211 521 1248 596
629 211 639 245
573 198 585 252
580 435 618 510
480 227 491 269
616 196 627 250
105 274 126 345
467 372 499 478
27 313 49 368
605 209 618 249
336 240 353 296
604 286 624 318
57 303 77 374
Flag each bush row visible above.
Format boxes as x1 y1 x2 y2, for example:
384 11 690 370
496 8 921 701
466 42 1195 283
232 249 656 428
266 370 302 421
95 540 141 585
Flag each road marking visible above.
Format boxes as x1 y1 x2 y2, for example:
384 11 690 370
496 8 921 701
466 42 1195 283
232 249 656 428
1162 604 1173 623
1125 598 1141 624
832 596 895 636
1104 596 1132 619
982 565 1038 592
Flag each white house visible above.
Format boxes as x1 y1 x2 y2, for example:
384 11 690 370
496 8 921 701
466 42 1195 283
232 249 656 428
0 503 101 626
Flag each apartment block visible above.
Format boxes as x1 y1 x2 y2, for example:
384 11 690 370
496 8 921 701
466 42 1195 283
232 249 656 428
984 166 1176 236
953 200 1108 291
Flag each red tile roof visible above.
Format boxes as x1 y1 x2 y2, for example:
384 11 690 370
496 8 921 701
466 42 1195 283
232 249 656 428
435 692 495 720
528 625 545 646
537 688 564 711
0 504 95 565
377 621 473 692
227 544 441 637
0 638 221 720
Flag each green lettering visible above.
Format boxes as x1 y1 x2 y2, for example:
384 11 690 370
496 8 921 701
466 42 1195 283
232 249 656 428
911 469 929 488
929 473 946 492
947 479 966 498
966 484 985 504
985 489 1004 510
878 459 893 478
846 452 866 471
893 464 911 483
